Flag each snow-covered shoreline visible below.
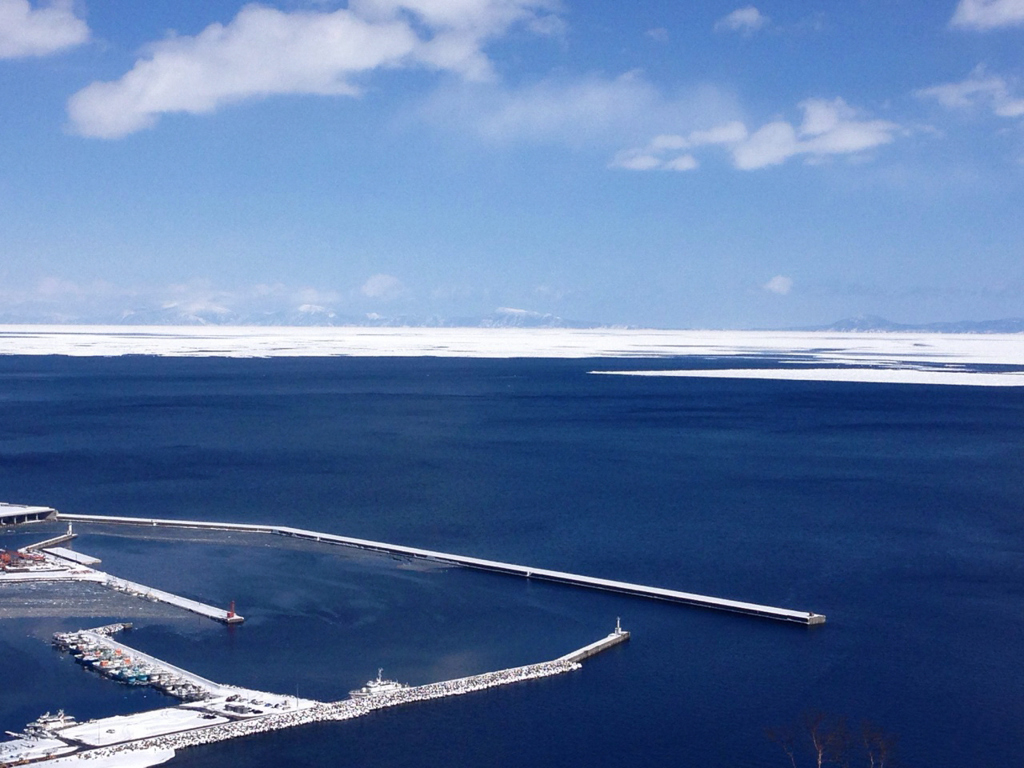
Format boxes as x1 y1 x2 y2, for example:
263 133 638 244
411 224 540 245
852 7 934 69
0 325 1021 366
590 368 1024 387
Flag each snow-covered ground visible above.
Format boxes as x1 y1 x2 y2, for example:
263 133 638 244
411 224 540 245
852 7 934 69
0 736 76 763
0 325 1021 365
58 709 228 748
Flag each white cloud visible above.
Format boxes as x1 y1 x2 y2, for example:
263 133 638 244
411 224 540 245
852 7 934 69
916 66 1024 118
733 98 898 169
646 27 669 42
610 121 746 171
733 121 797 169
763 275 793 295
361 273 407 300
950 0 1024 30
688 121 748 145
423 71 743 149
714 6 769 35
663 154 698 171
68 0 559 139
0 277 358 322
614 99 898 172
0 0 89 59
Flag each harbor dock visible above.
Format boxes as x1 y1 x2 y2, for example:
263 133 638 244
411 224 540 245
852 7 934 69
55 512 826 625
7 622 627 767
558 618 630 662
1 536 243 625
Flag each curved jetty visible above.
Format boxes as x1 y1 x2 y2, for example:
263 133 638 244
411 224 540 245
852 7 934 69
6 623 629 767
55 512 826 625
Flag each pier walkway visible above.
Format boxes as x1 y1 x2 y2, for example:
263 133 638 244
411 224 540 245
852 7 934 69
32 625 625 766
100 572 243 625
56 512 826 625
1 540 242 625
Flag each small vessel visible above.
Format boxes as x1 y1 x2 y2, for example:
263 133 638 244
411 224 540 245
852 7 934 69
23 710 77 737
349 669 407 698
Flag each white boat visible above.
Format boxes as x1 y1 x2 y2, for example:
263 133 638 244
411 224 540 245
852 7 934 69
349 669 407 698
23 710 77 737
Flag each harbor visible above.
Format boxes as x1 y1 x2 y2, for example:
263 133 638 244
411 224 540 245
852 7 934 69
0 504 821 766
1 622 629 767
53 512 826 625
0 532 243 625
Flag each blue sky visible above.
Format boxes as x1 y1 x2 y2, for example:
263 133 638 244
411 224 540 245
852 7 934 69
1 0 1022 328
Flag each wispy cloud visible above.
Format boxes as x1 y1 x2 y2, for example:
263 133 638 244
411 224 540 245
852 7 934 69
610 121 746 171
613 98 900 172
360 273 407 300
763 275 793 295
714 6 769 36
733 98 899 170
67 0 560 139
916 65 1024 118
950 0 1024 30
0 0 89 59
423 71 742 148
0 278 357 323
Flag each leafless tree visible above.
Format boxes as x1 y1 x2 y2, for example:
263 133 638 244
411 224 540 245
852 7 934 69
766 724 799 768
862 720 897 768
767 712 897 768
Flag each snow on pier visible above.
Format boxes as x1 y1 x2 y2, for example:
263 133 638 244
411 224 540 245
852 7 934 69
10 623 625 767
0 539 242 625
558 620 630 662
54 512 826 625
100 573 242 624
25 627 619 767
42 547 101 566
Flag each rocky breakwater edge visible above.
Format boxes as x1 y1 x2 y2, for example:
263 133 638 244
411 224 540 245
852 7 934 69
66 659 584 762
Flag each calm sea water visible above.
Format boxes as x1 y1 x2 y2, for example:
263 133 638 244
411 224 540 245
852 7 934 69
1 356 1022 767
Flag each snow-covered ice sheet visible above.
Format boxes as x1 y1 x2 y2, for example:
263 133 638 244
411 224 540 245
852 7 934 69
590 368 1024 387
0 326 1021 366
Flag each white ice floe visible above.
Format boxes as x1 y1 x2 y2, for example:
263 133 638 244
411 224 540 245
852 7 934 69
0 326 1021 366
591 368 1024 387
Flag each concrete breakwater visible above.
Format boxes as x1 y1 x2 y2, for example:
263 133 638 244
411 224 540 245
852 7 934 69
55 512 826 625
55 627 226 702
27 628 626 766
0 539 242 625
82 658 586 761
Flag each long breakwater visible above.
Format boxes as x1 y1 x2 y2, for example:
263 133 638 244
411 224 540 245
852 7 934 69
55 512 826 625
28 624 628 766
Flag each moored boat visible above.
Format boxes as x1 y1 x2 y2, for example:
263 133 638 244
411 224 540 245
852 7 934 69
349 669 408 698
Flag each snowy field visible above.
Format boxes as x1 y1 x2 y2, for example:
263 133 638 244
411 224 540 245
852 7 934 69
0 325 1020 362
591 367 1024 387
58 709 228 748
0 325 1021 385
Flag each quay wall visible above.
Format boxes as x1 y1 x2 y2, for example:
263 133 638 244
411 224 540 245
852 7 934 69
22 532 77 551
558 630 629 663
100 572 242 625
52 644 594 764
54 513 826 625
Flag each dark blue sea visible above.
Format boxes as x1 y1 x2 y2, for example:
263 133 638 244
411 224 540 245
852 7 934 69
1 356 1022 767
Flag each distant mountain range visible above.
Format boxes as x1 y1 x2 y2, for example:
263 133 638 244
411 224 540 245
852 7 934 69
800 315 1024 334
0 305 601 329
0 306 1021 332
